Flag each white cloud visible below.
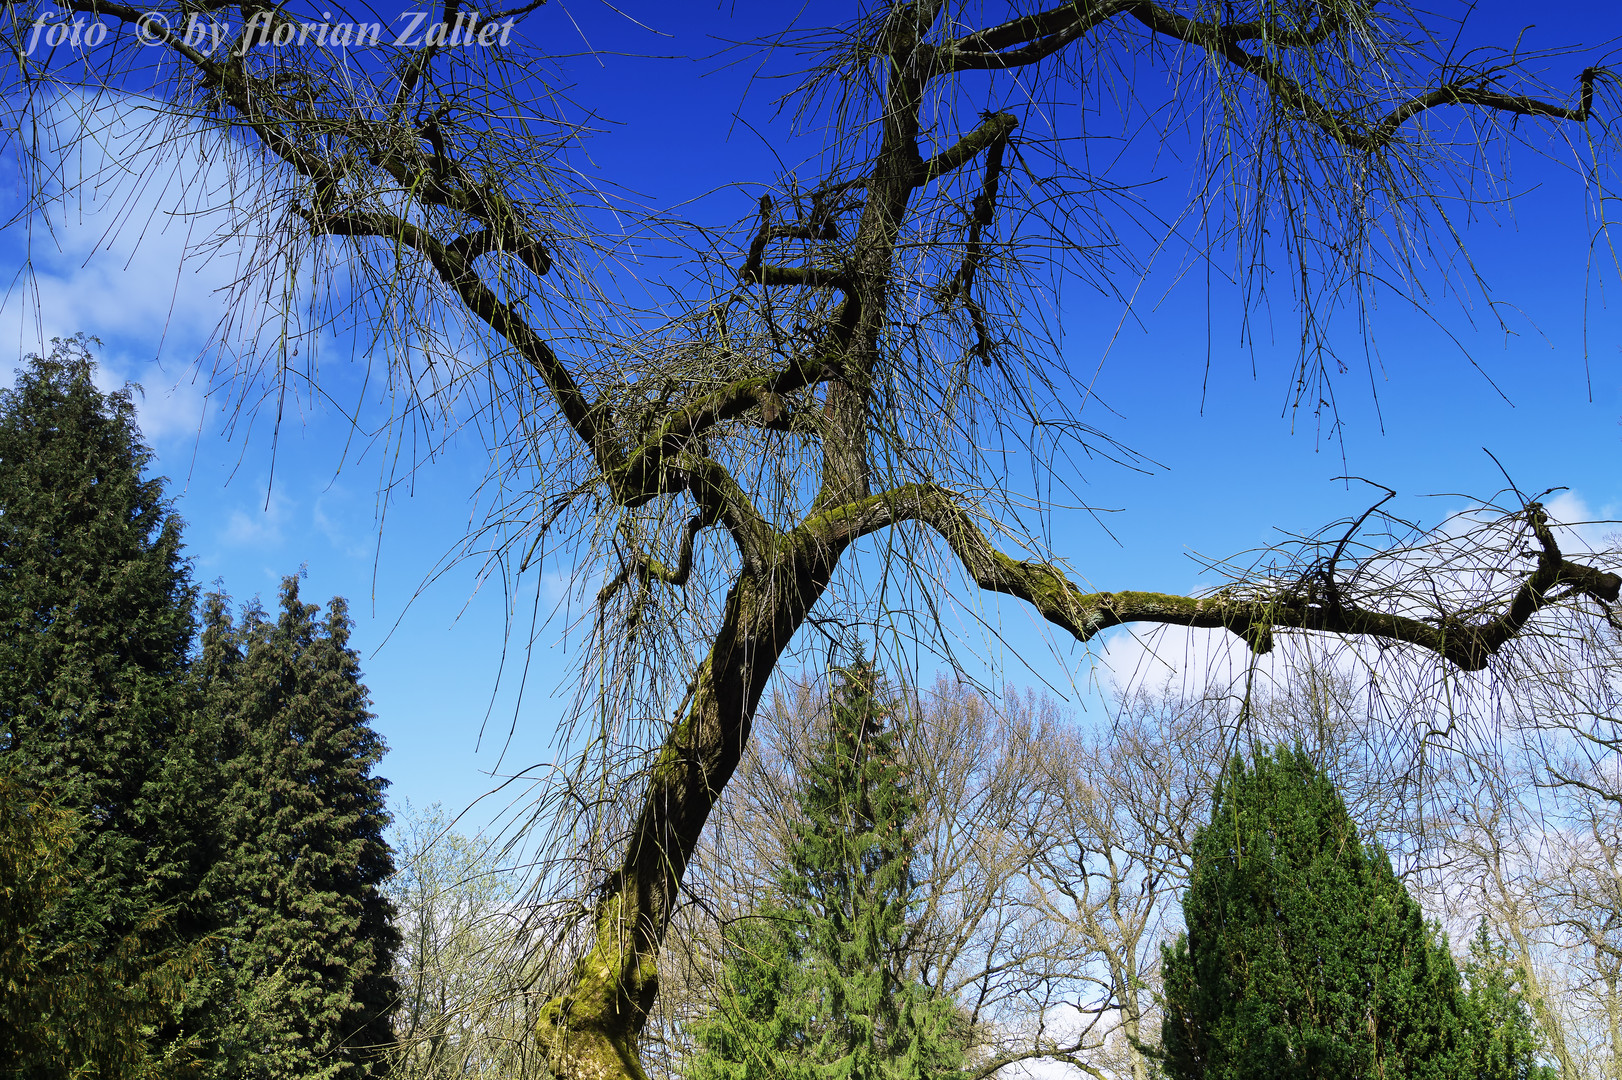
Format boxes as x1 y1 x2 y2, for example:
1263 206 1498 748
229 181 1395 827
0 90 306 447
313 482 379 559
1 96 247 331
1543 490 1615 555
88 348 210 443
223 482 294 548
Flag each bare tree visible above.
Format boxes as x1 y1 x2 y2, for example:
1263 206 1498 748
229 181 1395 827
6 4 1621 1079
1008 691 1223 1080
1551 799 1622 1080
1428 684 1622 1079
386 802 545 1079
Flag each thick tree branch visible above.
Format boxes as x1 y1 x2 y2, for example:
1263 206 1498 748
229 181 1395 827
306 204 785 553
939 121 1012 363
1369 69 1600 144
617 363 826 482
540 508 858 1074
741 262 853 290
938 1 1598 150
885 484 1620 672
739 195 854 292
944 0 1135 70
971 1046 1109 1080
917 111 1018 185
304 206 612 471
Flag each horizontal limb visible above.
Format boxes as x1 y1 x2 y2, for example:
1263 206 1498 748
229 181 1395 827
845 483 1622 672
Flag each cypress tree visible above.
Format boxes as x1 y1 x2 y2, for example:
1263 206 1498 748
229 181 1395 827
203 578 400 1079
1161 745 1470 1080
0 335 210 1073
688 656 965 1080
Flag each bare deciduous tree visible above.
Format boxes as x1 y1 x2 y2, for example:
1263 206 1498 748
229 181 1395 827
387 803 544 1079
6 4 1620 1079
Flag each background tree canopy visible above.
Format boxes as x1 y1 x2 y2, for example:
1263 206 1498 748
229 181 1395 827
2 5 1619 1080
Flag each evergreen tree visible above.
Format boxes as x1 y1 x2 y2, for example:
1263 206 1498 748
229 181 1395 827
203 578 400 1079
686 903 817 1080
1459 925 1557 1080
0 335 211 1073
0 766 198 1077
688 657 965 1080
1160 745 1470 1080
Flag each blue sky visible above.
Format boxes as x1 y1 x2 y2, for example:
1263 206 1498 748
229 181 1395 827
2 0 1618 822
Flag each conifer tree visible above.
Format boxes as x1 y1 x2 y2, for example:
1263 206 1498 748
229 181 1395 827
0 767 198 1077
203 578 400 1079
1460 925 1557 1080
685 903 816 1080
0 335 211 1072
687 657 964 1080
1161 745 1470 1080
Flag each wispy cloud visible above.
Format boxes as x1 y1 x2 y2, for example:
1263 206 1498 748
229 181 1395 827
313 483 379 559
0 91 301 449
223 483 294 549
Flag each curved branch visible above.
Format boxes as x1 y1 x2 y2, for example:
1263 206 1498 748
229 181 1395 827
596 507 713 609
738 195 854 292
944 1 1135 71
1128 3 1600 151
939 120 1012 363
1368 68 1600 145
937 0 1599 151
304 206 612 472
888 484 1620 672
917 112 1018 184
304 215 778 544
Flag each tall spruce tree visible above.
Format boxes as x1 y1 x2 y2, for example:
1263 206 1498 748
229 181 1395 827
202 578 400 1079
685 901 817 1080
0 335 211 1074
688 657 965 1080
1161 745 1470 1080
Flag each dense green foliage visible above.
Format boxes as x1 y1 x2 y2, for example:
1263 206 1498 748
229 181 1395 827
0 767 199 1077
687 658 965 1080
687 899 817 1080
199 580 400 1079
0 337 399 1078
0 336 211 1073
1161 746 1472 1080
1459 925 1557 1080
